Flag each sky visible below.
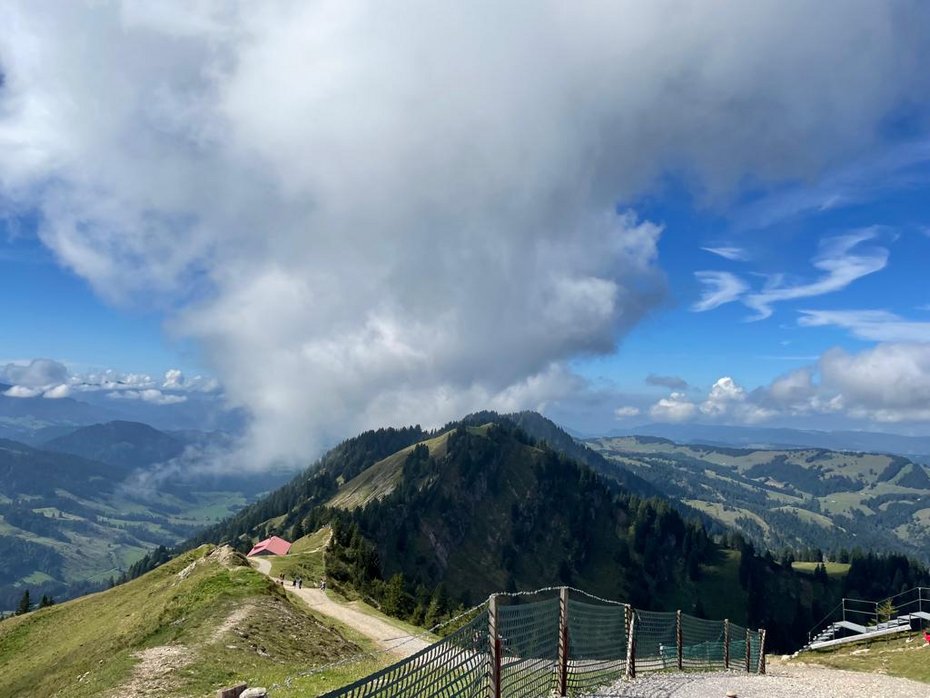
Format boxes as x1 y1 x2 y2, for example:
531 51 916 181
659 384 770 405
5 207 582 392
1 1 930 467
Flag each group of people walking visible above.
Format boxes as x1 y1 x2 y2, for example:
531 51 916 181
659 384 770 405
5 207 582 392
277 572 326 591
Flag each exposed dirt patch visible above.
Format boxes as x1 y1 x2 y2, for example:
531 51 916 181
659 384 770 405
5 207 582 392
109 646 192 698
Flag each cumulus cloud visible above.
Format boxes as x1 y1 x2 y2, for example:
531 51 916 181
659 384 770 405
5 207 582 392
3 385 42 398
107 388 188 405
817 344 930 422
0 358 69 388
650 392 698 423
162 369 184 389
42 383 71 399
1 2 928 464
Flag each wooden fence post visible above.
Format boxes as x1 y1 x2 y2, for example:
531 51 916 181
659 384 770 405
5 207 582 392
676 609 683 671
489 594 501 698
758 629 766 675
723 619 730 670
744 627 751 673
558 587 570 696
625 606 636 680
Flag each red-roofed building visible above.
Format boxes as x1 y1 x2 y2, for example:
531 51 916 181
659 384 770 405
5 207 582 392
247 535 292 557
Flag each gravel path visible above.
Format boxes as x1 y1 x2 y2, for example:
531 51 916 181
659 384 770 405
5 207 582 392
249 556 431 658
583 663 927 697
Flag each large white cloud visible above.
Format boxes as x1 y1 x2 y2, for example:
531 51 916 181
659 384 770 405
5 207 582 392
2 2 928 463
0 358 69 388
654 344 930 428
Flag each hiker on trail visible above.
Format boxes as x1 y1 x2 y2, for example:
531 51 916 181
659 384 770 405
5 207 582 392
292 577 296 587
297 577 302 589
320 578 326 591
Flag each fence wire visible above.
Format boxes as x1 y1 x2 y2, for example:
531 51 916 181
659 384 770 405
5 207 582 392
498 597 560 698
316 588 763 698
680 615 725 670
318 612 489 698
565 599 627 693
631 610 677 672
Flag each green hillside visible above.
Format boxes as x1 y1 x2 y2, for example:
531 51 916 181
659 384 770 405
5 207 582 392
587 436 930 562
0 545 378 697
164 413 930 654
189 418 715 619
0 437 256 611
323 423 711 609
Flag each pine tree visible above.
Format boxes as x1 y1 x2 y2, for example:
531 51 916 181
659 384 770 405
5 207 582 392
38 594 54 608
292 518 305 541
876 598 896 623
15 590 31 615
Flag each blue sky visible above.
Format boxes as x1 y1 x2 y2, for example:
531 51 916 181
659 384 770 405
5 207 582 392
0 222 197 376
1 3 930 461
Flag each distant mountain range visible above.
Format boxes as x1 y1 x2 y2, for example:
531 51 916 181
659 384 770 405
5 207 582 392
0 419 288 611
587 435 930 563
0 383 245 444
609 423 930 464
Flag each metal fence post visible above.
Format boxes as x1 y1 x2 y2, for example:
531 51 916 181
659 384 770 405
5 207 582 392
625 606 636 680
489 594 501 698
676 610 683 671
744 628 751 673
723 619 730 670
758 629 766 675
558 587 569 697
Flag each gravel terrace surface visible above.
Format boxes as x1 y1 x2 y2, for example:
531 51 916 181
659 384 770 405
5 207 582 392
582 663 926 697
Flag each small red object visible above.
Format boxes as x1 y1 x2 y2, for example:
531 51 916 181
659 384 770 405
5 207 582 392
924 630 930 645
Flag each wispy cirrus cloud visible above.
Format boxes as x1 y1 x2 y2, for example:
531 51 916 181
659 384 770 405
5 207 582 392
798 309 930 342
734 139 930 232
742 230 888 320
701 246 748 261
693 230 889 319
692 271 749 312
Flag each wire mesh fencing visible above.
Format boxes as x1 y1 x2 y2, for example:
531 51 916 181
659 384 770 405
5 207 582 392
318 611 489 698
318 587 765 698
679 614 726 670
564 598 628 693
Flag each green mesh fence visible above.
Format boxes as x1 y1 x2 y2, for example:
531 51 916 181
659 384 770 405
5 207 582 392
564 599 627 694
728 622 748 672
317 589 763 698
680 615 725 670
497 597 560 698
748 628 762 673
631 610 677 672
318 611 489 698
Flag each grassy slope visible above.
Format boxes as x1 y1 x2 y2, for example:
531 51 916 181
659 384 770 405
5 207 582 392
0 545 386 697
268 525 332 582
797 631 930 684
792 561 851 577
326 432 451 510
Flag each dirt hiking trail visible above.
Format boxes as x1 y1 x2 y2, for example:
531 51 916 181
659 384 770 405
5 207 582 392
250 556 431 658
